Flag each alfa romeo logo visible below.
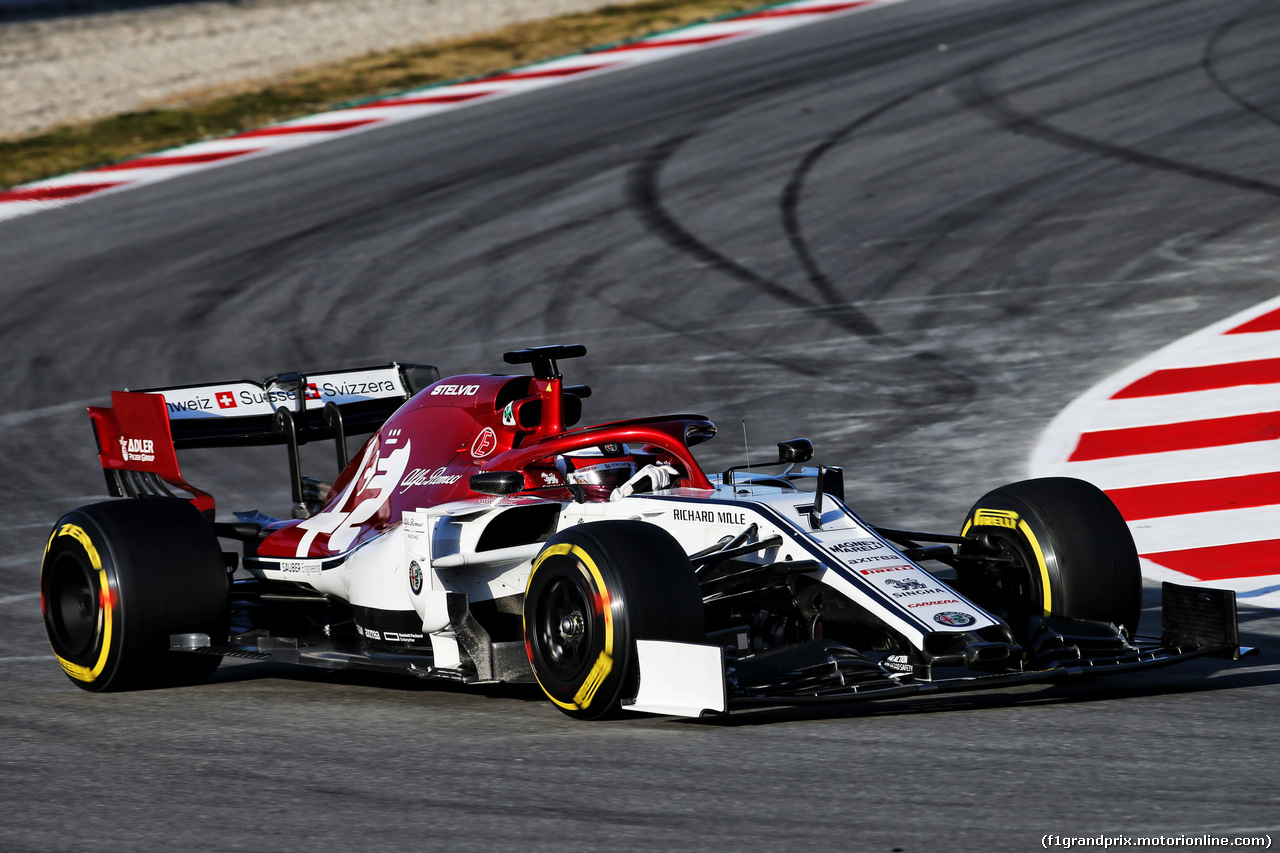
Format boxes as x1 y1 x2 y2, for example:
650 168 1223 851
409 560 423 595
933 611 975 627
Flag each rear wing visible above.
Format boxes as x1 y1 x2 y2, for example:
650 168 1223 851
88 363 438 516
135 363 440 448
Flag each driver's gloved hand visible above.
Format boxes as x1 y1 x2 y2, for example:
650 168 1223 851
610 464 679 500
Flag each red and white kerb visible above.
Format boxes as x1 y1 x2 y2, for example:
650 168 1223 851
0 0 910 222
1032 296 1280 610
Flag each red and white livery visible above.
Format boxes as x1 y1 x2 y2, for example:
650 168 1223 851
40 344 1248 718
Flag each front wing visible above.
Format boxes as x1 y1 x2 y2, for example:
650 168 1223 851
189 581 1247 718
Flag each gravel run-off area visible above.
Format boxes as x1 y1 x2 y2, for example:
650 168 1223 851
0 0 648 140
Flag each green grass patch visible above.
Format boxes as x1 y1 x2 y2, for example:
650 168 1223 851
1 0 767 189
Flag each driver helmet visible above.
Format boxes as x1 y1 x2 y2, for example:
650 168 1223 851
555 443 636 500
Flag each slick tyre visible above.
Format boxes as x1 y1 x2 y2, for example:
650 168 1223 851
41 498 228 691
960 477 1142 635
524 521 704 720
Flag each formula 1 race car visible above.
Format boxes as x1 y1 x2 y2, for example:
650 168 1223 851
40 344 1248 718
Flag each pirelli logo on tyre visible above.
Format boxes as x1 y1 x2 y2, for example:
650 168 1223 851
46 523 115 684
971 508 1019 529
526 542 615 714
963 505 1054 616
573 651 614 709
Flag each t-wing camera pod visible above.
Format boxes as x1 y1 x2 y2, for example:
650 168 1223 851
720 438 845 528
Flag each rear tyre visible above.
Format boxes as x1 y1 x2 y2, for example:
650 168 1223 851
41 498 229 691
959 477 1141 636
524 521 704 720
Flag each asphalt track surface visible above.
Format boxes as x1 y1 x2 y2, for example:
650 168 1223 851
3 0 1280 849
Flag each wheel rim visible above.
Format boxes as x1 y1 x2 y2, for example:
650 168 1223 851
982 531 1046 621
47 552 99 657
533 574 594 682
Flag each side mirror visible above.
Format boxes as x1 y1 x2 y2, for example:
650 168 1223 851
470 471 524 496
777 438 814 464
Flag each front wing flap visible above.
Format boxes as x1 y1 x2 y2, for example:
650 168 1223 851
194 582 1245 718
721 581 1247 708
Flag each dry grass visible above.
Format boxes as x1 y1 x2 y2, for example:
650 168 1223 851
0 0 766 189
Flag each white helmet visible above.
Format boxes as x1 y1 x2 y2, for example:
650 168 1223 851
555 444 636 500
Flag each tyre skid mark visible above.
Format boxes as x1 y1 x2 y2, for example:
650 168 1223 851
624 1 1172 438
772 0 1186 311
934 3 1280 608
1201 0 1280 132
626 132 875 336
0 0 913 223
952 72 1280 200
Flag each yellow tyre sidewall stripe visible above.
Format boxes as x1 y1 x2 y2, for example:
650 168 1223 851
526 542 615 712
1015 518 1053 616
47 522 115 684
963 510 1053 617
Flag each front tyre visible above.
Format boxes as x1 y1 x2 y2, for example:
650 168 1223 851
41 498 228 691
959 477 1141 635
524 521 703 720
